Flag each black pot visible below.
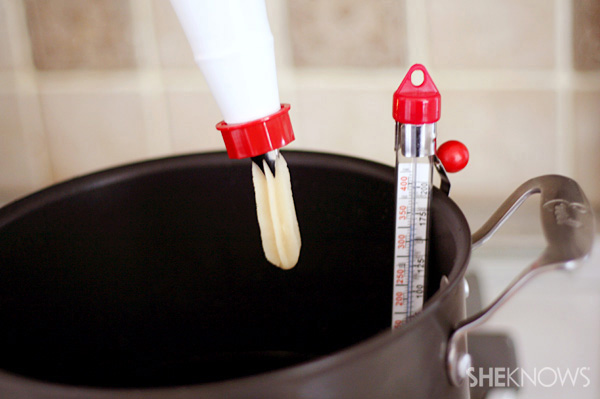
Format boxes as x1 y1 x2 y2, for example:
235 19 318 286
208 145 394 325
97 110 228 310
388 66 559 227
0 151 592 399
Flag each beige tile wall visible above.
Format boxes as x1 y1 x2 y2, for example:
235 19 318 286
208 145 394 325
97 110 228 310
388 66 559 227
38 84 147 180
0 3 13 69
24 0 136 69
0 0 599 213
573 0 600 70
427 0 556 69
288 0 406 67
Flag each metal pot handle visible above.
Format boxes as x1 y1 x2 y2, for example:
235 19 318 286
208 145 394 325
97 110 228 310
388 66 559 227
446 175 595 386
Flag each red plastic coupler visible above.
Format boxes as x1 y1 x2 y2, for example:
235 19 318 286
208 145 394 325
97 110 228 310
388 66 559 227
393 64 441 124
216 104 295 159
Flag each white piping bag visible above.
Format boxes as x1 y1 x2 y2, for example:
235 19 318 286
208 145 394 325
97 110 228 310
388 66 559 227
169 0 301 269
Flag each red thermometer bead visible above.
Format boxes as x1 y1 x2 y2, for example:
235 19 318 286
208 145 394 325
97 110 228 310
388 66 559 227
437 140 469 173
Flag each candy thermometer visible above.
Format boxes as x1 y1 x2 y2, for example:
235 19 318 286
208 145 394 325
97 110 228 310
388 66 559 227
391 65 468 329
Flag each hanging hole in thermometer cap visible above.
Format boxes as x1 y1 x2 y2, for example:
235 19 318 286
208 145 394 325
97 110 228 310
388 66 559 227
410 69 425 86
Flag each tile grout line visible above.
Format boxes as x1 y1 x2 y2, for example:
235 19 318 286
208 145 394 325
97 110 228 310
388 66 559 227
4 0 55 188
404 0 430 67
267 0 299 107
266 0 294 70
4 63 595 93
555 0 575 176
129 0 174 157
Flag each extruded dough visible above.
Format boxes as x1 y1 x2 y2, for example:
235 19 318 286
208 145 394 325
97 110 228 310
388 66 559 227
251 154 301 269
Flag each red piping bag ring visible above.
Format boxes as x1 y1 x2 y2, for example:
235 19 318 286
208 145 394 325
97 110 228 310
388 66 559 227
393 64 441 124
216 104 295 159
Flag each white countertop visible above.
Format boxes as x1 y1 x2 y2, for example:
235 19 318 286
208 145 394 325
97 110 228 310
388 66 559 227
468 236 600 399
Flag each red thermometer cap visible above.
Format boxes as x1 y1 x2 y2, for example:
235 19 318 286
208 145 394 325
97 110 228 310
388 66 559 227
393 64 441 124
216 104 295 159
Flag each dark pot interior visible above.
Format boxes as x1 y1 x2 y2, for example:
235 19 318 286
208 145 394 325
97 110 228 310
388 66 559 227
0 152 465 388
